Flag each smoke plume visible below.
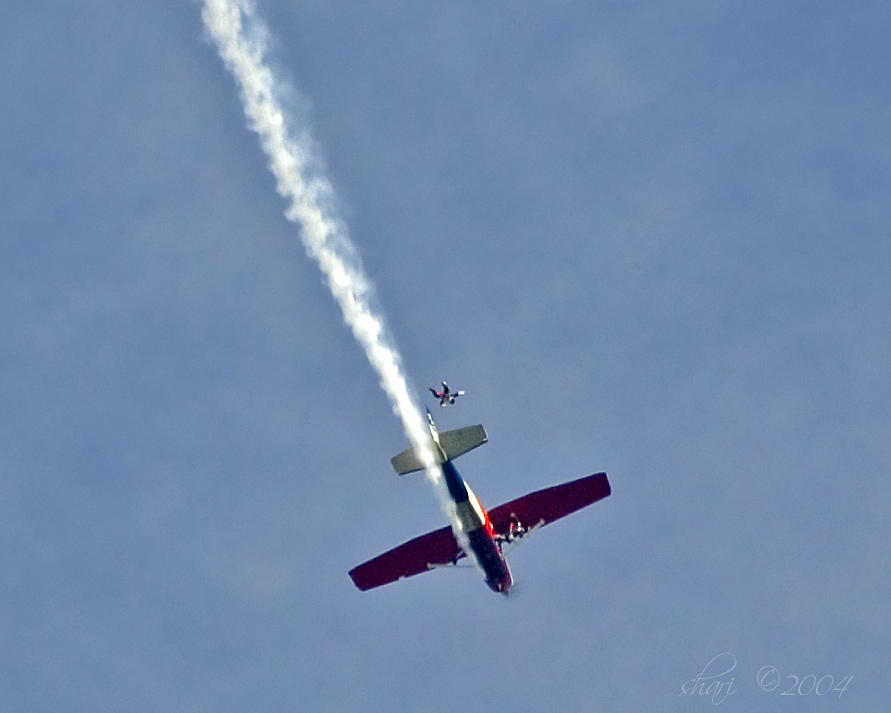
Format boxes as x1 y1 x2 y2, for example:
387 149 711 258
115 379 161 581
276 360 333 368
201 0 469 552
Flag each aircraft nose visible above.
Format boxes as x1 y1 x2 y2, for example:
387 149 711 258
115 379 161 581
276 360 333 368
487 575 511 594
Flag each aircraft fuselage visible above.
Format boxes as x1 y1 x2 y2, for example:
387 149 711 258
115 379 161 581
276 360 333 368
440 459 512 594
350 412 611 594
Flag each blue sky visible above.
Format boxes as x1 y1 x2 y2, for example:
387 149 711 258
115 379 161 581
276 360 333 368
2 1 888 710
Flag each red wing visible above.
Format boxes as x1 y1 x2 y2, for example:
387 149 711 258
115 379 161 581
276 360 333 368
488 472 611 538
349 525 462 591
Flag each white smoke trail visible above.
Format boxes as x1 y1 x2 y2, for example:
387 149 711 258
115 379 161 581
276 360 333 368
201 0 470 553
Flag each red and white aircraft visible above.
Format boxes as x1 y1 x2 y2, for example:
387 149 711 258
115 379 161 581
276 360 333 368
429 382 465 407
349 412 611 595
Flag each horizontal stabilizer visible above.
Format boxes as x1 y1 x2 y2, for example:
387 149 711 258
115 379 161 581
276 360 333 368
440 424 488 461
391 424 488 475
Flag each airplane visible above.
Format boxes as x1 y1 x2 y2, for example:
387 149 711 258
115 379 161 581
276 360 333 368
429 382 465 407
349 411 611 595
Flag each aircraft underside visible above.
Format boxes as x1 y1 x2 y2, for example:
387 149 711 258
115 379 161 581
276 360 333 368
348 413 611 595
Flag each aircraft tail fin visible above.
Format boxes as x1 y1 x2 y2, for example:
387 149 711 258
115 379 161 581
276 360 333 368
391 425 488 475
